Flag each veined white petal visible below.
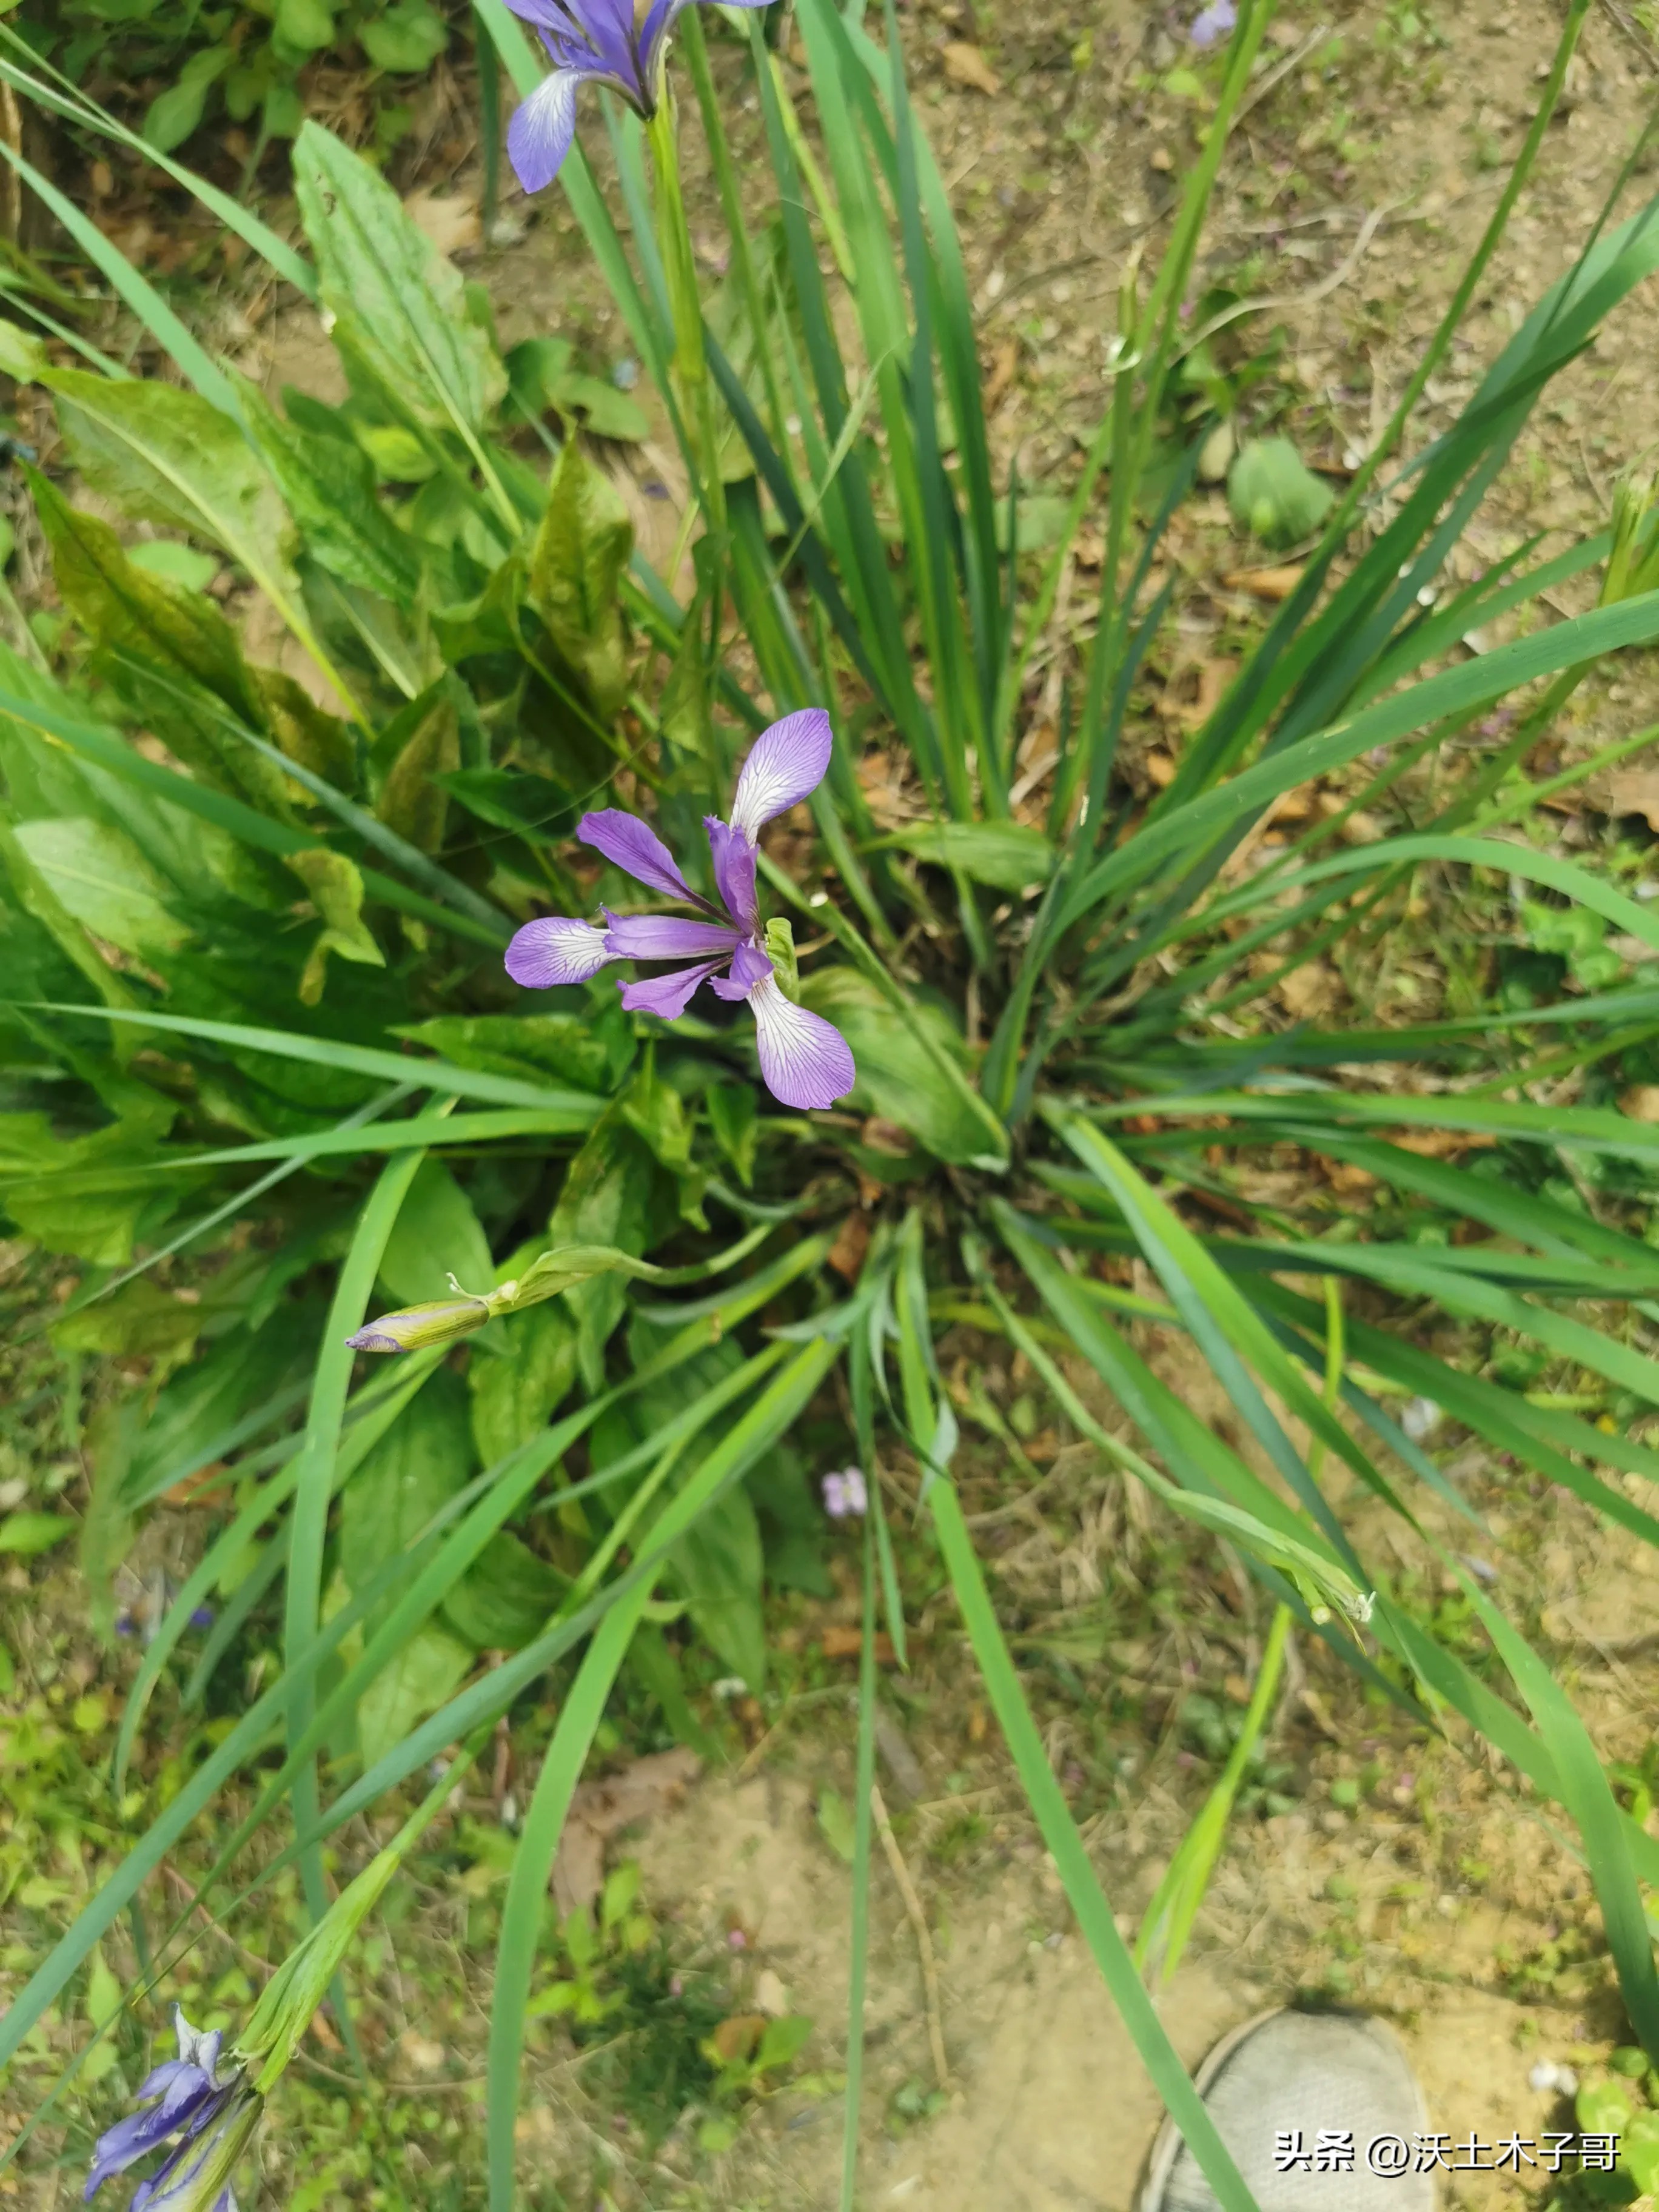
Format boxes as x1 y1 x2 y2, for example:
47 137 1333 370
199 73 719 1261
505 916 615 988
728 709 833 840
747 974 855 1110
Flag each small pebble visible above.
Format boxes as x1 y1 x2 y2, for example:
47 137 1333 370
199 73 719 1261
1401 1396 1443 1444
1529 2059 1579 2096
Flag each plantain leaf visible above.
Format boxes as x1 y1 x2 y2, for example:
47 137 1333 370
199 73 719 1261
33 475 262 724
877 818 1054 891
378 1158 494 1306
397 1010 634 1095
290 122 506 441
797 967 987 1164
440 1530 561 1651
546 1113 655 1390
356 1624 472 1770
526 437 633 719
360 0 450 72
250 667 357 793
378 688 460 853
469 1299 580 1465
12 817 191 958
240 381 423 602
40 372 297 612
142 44 232 153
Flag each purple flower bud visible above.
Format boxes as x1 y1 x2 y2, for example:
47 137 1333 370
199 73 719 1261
344 1293 491 1355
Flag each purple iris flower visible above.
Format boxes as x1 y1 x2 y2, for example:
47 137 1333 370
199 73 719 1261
505 709 856 1113
501 0 775 193
1188 0 1237 46
85 2009 244 2212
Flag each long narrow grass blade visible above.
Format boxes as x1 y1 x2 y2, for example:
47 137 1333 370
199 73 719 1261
31 1005 605 1121
0 141 235 415
284 1145 430 2004
926 1475 1259 2210
485 1342 838 2211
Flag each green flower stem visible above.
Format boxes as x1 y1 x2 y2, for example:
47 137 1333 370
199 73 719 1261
645 92 726 541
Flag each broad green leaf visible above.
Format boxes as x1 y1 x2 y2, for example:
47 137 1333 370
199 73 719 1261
469 1300 579 1465
0 1513 76 1555
527 437 633 718
378 1158 494 1306
356 1623 472 1769
547 1114 655 1390
0 811 140 1021
440 1530 561 1650
240 383 423 602
28 478 300 823
127 540 220 592
552 374 650 442
290 122 506 441
284 848 386 1004
252 666 357 793
797 967 987 1165
274 0 335 50
1228 437 1335 549
0 315 45 382
52 1280 205 1372
877 819 1053 891
40 371 299 621
360 0 449 72
706 1081 757 1187
13 817 191 957
142 45 232 153
378 688 460 853
671 1484 767 1691
397 1010 633 1096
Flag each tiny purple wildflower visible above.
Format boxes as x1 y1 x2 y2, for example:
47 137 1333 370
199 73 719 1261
85 2008 250 2212
1188 0 1238 48
501 0 776 192
822 1467 868 1520
506 711 856 1113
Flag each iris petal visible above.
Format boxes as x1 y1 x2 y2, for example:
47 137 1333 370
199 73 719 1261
705 817 759 931
578 808 714 907
505 67 583 193
746 975 855 1110
727 709 833 840
617 960 725 1019
602 910 740 960
505 916 615 988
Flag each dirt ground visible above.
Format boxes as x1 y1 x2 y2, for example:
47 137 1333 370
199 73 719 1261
10 0 1659 2207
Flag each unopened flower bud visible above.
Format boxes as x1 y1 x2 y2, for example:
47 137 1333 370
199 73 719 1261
344 1294 489 1354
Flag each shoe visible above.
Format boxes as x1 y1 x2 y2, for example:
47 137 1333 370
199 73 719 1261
1138 2006 1435 2211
